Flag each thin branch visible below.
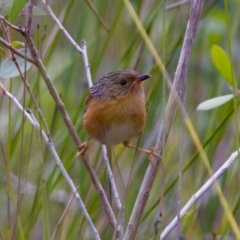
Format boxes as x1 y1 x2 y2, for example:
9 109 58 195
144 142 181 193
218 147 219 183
82 39 123 235
81 40 93 87
0 37 36 64
82 38 123 236
101 147 124 240
23 32 117 229
160 148 240 239
82 40 123 235
123 0 203 239
41 0 83 54
0 14 35 64
39 1 122 231
3 35 51 143
0 15 22 31
0 13 117 230
102 146 122 210
4 12 117 229
0 83 101 240
26 0 33 34
123 1 240 238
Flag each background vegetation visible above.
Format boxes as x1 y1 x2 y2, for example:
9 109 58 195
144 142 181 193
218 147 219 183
0 0 240 239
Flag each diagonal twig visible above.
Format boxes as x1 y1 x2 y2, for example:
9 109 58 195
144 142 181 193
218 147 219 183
23 30 117 229
0 6 117 230
40 0 122 230
25 2 117 229
160 148 240 239
0 82 101 240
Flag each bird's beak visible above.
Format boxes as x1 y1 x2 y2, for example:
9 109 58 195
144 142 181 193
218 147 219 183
137 74 152 82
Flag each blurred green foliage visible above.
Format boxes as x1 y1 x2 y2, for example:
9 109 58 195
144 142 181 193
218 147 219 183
0 0 240 239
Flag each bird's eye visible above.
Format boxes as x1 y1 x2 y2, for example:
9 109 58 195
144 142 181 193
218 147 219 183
120 80 127 85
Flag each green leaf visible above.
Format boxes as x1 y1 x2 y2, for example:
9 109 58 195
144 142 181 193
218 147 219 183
211 45 233 86
0 48 32 78
11 41 25 48
197 94 233 111
9 0 27 22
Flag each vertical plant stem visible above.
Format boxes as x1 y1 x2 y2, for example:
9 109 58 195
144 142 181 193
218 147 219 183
124 0 203 239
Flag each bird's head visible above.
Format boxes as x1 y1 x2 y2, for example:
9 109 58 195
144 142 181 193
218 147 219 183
100 70 151 98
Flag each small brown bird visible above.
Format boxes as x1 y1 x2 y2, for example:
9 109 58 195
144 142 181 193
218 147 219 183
81 70 159 158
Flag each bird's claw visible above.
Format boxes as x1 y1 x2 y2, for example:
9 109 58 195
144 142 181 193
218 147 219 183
123 141 161 162
75 141 88 158
147 147 162 160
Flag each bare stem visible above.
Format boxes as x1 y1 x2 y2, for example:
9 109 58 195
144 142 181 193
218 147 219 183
124 0 203 239
0 12 117 230
41 0 83 54
0 83 100 240
0 37 35 64
24 32 117 229
40 0 122 232
160 148 240 239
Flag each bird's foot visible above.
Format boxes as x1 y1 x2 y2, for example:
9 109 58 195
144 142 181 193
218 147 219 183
147 147 162 159
123 141 162 161
75 141 88 158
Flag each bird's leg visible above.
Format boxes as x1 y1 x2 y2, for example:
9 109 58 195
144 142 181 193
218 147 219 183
123 141 162 160
76 139 89 158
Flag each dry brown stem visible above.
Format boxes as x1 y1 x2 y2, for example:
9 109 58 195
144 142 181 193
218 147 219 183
124 0 203 239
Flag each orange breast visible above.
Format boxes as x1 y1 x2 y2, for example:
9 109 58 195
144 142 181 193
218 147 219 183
83 86 146 146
